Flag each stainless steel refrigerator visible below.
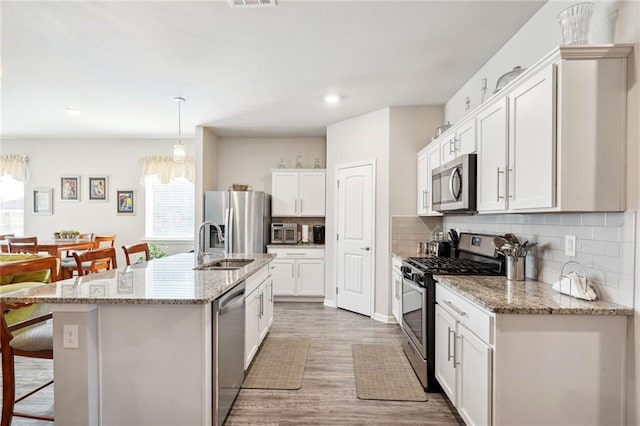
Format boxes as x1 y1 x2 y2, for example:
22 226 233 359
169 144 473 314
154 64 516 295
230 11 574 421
204 190 271 255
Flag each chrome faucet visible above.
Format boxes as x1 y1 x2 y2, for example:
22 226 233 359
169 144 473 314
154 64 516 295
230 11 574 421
197 221 224 265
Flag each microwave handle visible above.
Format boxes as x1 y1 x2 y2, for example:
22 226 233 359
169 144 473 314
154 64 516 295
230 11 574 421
449 166 462 200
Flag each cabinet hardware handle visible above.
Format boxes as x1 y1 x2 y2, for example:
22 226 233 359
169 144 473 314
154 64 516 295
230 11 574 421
449 140 455 155
300 200 303 213
454 136 460 152
269 282 273 302
454 335 461 367
422 190 427 210
261 293 264 318
286 253 306 256
447 326 455 362
295 199 298 213
443 300 466 317
497 167 505 201
257 294 262 318
298 263 301 278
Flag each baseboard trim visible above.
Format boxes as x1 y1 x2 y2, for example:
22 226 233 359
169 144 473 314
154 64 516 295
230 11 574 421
323 298 336 308
274 296 324 303
373 312 397 324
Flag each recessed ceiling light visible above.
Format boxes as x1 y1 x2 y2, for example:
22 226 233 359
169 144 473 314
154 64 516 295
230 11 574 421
64 108 80 116
323 94 341 104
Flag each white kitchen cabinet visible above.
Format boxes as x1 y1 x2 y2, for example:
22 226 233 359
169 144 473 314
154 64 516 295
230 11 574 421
435 284 493 426
473 44 631 213
417 142 441 217
391 255 402 324
271 170 326 217
244 264 274 370
440 116 476 165
267 247 325 299
508 64 555 211
476 98 508 212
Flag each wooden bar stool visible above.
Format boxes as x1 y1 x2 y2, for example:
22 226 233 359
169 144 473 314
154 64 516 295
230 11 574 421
122 243 150 266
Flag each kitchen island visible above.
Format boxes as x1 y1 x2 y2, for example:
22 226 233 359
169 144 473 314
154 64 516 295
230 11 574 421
2 252 275 426
434 275 632 426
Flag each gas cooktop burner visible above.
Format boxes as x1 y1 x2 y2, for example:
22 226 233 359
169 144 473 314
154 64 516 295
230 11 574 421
406 256 503 275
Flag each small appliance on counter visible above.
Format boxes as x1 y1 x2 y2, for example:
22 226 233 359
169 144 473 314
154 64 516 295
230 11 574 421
312 225 325 244
271 223 297 244
301 224 310 243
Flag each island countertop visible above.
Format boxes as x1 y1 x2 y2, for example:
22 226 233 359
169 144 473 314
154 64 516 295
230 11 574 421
1 252 275 305
435 275 633 315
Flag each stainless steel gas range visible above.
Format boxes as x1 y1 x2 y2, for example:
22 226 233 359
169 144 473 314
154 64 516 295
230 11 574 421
401 233 505 392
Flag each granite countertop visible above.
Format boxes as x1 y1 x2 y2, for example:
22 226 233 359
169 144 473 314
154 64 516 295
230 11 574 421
267 243 325 248
1 252 276 306
435 275 633 316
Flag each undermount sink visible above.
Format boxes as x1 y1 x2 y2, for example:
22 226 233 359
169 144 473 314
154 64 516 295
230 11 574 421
194 258 255 271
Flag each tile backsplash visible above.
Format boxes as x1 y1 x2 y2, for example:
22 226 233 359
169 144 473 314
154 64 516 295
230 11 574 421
391 216 443 255
443 212 636 307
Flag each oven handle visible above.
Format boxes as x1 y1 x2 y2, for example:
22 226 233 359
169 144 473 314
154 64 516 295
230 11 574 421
403 277 424 293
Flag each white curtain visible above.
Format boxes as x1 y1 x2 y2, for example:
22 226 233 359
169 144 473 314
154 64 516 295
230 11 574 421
0 154 29 182
140 156 195 184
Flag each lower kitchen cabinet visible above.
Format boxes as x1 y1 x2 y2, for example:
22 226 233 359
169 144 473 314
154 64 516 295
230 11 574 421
435 304 491 426
391 255 402 324
435 281 628 425
267 247 325 299
245 264 274 370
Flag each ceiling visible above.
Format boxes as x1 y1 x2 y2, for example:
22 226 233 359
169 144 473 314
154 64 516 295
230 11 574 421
1 1 545 139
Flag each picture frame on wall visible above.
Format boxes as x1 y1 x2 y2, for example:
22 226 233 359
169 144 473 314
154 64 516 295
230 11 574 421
33 187 53 215
116 190 135 215
89 176 108 201
60 176 80 201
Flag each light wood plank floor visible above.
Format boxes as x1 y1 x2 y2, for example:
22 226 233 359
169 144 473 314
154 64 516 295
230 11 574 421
227 303 463 425
2 303 462 425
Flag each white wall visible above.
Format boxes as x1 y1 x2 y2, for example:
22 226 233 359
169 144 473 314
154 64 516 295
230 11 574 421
440 1 640 423
215 137 326 192
2 138 194 266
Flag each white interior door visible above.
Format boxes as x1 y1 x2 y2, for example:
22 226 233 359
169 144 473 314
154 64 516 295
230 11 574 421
336 162 374 316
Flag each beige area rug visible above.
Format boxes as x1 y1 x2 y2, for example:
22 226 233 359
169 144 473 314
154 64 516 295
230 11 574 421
243 338 309 390
352 344 428 402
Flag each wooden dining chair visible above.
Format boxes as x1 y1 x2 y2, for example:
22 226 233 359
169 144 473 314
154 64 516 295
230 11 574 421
73 247 118 276
60 233 96 279
0 256 58 425
6 236 38 254
0 234 15 241
93 234 116 249
122 243 150 266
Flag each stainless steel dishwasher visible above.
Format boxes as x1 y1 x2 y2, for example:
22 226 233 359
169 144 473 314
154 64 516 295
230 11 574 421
212 281 245 426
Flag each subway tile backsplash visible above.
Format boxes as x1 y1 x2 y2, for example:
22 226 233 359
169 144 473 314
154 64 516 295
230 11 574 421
443 212 636 307
391 216 443 256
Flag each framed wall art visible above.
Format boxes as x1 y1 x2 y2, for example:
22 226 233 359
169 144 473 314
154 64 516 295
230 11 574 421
33 187 53 215
89 176 108 201
60 176 80 201
117 190 135 215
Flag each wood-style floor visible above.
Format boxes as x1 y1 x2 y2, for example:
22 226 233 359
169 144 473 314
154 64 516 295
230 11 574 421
2 303 463 425
226 303 463 425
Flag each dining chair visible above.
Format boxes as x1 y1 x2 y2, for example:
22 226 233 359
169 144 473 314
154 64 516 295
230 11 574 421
6 236 38 254
93 234 116 249
122 243 150 266
73 247 118 276
0 234 15 241
0 256 58 425
60 233 96 279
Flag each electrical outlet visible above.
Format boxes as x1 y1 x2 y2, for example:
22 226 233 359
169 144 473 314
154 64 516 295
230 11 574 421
565 235 576 257
63 324 79 349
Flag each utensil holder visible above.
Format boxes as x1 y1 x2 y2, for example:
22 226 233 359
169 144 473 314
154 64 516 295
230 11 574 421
506 255 526 281
557 2 594 45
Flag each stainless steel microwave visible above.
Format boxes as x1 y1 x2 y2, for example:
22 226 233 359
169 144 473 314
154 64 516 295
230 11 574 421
432 153 477 213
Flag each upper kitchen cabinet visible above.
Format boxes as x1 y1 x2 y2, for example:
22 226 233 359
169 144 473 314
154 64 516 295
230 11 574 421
440 116 476 165
475 44 632 213
271 169 326 216
417 142 442 216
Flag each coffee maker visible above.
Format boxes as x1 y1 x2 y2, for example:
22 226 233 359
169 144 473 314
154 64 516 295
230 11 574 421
312 225 325 244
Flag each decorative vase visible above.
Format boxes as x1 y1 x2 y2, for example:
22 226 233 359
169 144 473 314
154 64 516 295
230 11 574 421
557 2 594 45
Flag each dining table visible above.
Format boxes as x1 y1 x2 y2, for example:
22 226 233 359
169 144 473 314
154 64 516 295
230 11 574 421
0 239 96 260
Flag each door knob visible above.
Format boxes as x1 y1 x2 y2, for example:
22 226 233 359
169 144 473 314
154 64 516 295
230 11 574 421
361 247 371 251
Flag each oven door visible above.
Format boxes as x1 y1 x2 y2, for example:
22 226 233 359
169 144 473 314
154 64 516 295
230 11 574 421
401 276 427 358
432 153 476 212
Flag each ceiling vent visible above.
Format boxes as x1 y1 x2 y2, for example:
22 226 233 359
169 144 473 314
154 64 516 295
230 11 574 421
228 0 276 8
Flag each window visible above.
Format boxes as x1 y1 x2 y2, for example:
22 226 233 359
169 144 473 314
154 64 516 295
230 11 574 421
0 175 24 235
144 175 194 240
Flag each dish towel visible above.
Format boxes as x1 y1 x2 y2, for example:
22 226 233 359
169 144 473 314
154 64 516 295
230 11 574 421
552 272 597 301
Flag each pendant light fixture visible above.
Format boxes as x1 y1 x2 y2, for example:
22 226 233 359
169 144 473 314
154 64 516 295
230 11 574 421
173 97 186 162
